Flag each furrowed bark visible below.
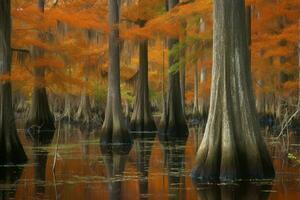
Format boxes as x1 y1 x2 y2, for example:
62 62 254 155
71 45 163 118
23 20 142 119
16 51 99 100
192 0 274 183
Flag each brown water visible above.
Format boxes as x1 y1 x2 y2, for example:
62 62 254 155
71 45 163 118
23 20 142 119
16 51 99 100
1 124 300 200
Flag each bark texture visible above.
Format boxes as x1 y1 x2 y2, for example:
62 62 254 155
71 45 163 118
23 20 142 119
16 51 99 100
101 0 132 148
26 0 55 132
130 35 156 133
0 0 27 164
159 0 188 140
192 0 274 182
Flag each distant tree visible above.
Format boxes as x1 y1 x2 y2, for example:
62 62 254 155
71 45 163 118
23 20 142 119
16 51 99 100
159 0 188 140
122 0 163 133
26 0 55 132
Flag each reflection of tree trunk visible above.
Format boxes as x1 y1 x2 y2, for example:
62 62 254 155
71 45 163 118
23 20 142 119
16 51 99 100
0 0 27 164
192 0 274 182
131 32 156 132
34 150 48 195
28 129 54 197
101 0 131 147
159 0 188 139
101 145 131 200
0 166 24 199
26 0 55 132
161 140 187 200
134 138 154 198
196 183 272 200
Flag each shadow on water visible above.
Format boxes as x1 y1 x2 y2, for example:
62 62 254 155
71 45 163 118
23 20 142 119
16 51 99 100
195 182 272 200
25 128 55 197
0 166 24 200
100 142 132 200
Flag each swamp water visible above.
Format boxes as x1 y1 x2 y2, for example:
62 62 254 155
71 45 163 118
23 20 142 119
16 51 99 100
0 123 300 200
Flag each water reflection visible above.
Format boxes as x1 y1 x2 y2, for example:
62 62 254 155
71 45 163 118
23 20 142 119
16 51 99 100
5 125 300 199
100 143 132 200
0 166 23 200
160 139 187 200
25 129 54 197
196 182 272 200
134 135 156 199
78 126 94 160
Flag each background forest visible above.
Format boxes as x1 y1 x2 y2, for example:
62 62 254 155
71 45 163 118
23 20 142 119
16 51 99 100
7 0 299 126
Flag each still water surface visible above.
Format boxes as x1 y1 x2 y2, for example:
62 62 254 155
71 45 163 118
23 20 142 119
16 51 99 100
1 123 300 200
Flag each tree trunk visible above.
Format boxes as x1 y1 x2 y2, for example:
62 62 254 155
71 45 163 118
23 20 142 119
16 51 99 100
130 27 157 133
161 40 166 115
0 0 27 164
26 0 55 132
180 21 187 115
193 61 199 116
63 93 72 122
192 0 274 182
199 66 208 118
101 0 132 148
159 0 188 140
298 18 300 109
76 68 92 124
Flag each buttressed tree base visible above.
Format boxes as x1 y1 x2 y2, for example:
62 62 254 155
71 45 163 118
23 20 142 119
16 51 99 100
192 0 275 183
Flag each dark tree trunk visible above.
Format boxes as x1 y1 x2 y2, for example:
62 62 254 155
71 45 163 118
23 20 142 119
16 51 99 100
130 23 157 133
26 0 55 132
0 0 27 164
101 0 132 148
192 0 274 183
159 0 188 140
180 21 187 114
